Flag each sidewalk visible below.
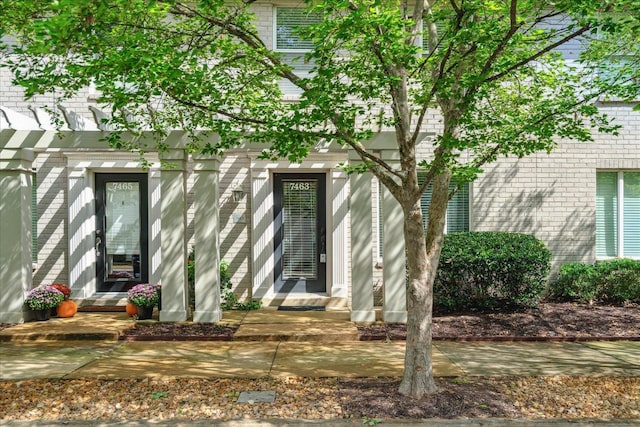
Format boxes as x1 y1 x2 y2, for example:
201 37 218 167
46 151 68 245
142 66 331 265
0 311 638 381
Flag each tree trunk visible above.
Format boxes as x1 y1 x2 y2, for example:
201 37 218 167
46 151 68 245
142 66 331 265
398 169 451 399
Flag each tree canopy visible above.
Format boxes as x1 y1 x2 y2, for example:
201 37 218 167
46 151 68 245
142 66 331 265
2 0 639 398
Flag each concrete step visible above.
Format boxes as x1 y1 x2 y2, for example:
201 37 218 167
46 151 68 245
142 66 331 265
233 321 359 342
0 313 134 342
0 310 361 343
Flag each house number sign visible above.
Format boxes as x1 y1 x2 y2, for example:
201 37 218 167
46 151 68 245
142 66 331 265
108 182 135 191
288 182 311 191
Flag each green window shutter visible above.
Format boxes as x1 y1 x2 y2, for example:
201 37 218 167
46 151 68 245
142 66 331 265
623 172 640 257
596 172 618 257
275 7 321 51
32 172 37 262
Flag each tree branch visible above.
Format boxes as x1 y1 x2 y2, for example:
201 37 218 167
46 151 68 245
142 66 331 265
477 0 523 77
484 24 591 84
172 2 308 91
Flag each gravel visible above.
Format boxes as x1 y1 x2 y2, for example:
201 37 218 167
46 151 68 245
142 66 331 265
1 377 639 422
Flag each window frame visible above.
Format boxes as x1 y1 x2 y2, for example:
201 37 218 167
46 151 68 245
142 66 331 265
375 177 471 262
273 6 322 53
596 170 640 260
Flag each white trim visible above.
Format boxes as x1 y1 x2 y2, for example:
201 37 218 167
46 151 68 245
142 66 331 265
250 154 348 305
65 152 161 298
618 171 625 257
596 170 640 260
272 6 316 53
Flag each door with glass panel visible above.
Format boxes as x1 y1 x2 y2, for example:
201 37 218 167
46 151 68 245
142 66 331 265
95 173 148 292
273 173 327 293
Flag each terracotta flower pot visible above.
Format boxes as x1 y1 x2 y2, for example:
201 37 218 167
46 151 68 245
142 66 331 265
126 302 138 317
57 300 78 318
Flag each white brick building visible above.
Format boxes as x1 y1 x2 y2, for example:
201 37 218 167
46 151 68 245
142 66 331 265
1 3 638 324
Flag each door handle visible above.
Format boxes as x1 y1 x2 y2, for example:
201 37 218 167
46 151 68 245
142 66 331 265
95 236 102 257
320 226 326 263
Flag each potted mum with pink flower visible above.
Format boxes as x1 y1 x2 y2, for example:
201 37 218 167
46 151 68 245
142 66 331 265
25 285 64 321
127 283 161 320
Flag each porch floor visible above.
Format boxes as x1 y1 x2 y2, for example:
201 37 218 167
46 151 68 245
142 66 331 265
0 309 360 343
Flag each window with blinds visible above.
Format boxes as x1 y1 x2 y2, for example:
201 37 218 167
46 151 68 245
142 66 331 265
274 7 320 94
375 176 469 261
596 171 640 258
282 179 318 279
419 175 470 233
623 172 640 257
596 172 618 257
274 7 322 52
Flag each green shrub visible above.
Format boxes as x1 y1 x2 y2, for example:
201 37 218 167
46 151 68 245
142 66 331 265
547 262 600 302
434 232 551 313
548 258 640 304
599 269 640 303
188 249 261 310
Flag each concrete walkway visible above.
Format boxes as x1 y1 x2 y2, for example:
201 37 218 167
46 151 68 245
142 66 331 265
0 311 639 381
1 339 639 381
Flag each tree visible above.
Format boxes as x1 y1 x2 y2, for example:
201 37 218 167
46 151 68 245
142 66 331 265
2 0 639 398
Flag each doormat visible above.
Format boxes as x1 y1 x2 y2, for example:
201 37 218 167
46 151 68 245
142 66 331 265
277 305 325 311
78 305 126 312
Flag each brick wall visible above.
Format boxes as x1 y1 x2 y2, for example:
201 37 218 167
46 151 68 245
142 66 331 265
218 153 252 299
32 152 69 285
474 103 640 272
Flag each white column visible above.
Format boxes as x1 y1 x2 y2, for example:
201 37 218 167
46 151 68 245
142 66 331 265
0 149 34 323
348 152 375 322
148 167 162 285
381 151 407 323
67 164 95 297
159 150 188 321
192 156 222 323
251 169 273 300
331 170 349 299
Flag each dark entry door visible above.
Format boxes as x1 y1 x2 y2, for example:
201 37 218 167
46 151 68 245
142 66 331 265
274 173 327 293
95 173 148 292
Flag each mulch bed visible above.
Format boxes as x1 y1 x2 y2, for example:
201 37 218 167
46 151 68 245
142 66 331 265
359 302 640 341
120 323 237 341
111 302 640 341
1 376 638 421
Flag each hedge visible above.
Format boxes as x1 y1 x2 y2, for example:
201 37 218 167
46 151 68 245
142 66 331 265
434 232 551 313
548 258 640 304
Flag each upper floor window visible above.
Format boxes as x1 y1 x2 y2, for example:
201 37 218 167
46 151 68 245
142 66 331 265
596 171 640 258
274 7 322 52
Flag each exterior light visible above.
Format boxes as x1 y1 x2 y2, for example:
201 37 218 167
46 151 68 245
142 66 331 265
232 186 244 202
